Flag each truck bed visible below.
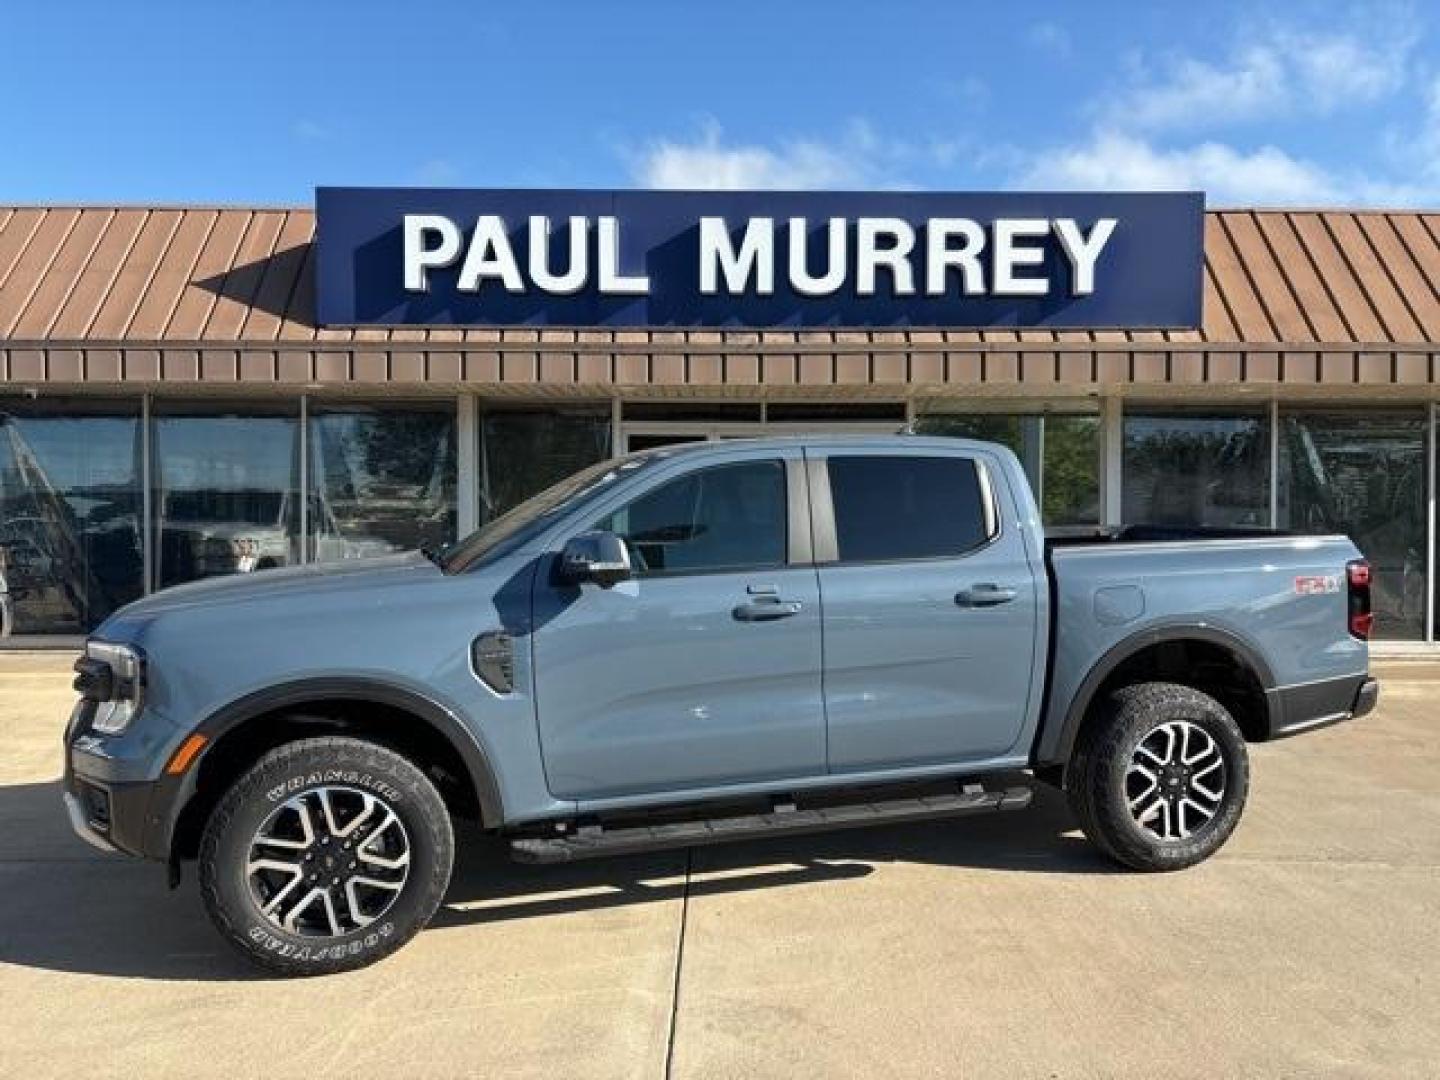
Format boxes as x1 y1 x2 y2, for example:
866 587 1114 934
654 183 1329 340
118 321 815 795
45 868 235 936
1045 524 1288 546
1034 530 1368 764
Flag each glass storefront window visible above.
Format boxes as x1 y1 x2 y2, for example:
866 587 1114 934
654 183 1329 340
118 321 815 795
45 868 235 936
0 398 143 635
7 391 1436 648
914 413 1023 455
151 402 300 589
481 407 612 523
1041 415 1100 526
1279 409 1428 641
913 412 1099 525
1123 410 1270 528
309 402 456 561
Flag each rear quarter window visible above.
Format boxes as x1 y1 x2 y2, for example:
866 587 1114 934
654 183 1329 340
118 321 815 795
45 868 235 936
827 455 991 562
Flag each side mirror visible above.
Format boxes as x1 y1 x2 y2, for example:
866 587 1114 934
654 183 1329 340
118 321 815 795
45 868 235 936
559 530 633 588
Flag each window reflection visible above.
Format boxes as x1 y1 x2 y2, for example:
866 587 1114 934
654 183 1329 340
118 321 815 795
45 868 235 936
151 403 299 588
1041 416 1100 525
1279 410 1427 641
0 399 143 635
1123 411 1270 527
309 403 456 561
596 461 786 575
828 455 987 561
913 413 1099 525
914 414 1023 454
481 408 611 523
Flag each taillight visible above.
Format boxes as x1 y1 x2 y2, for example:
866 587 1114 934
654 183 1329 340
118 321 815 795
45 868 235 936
1347 559 1373 640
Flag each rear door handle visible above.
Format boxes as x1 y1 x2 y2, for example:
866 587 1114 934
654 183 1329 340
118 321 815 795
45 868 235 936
733 597 804 621
955 583 1018 607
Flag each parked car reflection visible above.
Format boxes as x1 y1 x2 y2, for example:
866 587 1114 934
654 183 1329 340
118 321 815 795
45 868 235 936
0 407 143 635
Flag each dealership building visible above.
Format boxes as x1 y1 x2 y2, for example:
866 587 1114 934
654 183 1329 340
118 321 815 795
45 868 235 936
0 191 1437 647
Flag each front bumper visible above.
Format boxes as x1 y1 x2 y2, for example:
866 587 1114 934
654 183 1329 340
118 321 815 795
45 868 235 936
63 790 117 852
62 700 179 861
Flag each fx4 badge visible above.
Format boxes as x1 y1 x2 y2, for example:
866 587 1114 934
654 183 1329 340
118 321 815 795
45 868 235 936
1294 574 1342 595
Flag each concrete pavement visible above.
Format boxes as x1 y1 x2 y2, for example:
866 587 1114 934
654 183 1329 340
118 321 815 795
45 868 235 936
1 653 1436 1078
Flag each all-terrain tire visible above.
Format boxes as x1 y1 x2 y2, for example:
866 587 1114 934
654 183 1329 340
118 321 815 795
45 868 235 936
199 736 454 976
1068 681 1249 872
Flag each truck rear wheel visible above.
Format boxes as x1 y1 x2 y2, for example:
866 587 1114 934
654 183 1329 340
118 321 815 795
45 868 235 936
1068 682 1249 871
198 736 454 976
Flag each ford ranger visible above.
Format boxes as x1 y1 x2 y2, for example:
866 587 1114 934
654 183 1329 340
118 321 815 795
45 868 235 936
62 435 1379 975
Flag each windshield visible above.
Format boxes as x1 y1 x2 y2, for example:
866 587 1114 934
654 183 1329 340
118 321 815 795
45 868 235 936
441 451 661 572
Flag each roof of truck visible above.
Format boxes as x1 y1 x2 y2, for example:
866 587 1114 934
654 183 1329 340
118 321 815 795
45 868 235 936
641 432 1003 455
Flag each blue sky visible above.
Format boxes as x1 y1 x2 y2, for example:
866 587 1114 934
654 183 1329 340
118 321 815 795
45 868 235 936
4 1 1436 206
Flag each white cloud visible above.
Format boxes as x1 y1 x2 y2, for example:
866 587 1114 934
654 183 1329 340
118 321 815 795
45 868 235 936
636 122 852 189
1021 5 1432 206
631 120 920 190
1099 19 1415 132
932 74 990 109
1018 130 1338 203
1290 29 1409 110
1016 129 1437 207
1384 73 1440 186
291 119 329 143
412 158 461 186
622 6 1437 208
1107 47 1288 131
1027 21 1071 58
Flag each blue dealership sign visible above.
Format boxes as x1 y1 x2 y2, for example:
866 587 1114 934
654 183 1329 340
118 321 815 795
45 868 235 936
314 187 1203 329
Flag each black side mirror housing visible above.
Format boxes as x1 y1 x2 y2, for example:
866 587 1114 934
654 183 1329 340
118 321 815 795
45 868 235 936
559 530 633 588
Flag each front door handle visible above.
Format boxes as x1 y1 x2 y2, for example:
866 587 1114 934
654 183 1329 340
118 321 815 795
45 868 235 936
733 597 804 621
955 583 1018 607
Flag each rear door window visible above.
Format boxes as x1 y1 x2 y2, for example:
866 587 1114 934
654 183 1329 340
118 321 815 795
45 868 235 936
827 455 990 562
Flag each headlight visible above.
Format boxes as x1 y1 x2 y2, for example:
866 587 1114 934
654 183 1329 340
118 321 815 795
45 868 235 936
73 641 146 735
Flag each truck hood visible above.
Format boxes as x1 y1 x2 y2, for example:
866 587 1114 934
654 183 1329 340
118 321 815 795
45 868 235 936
103 551 441 623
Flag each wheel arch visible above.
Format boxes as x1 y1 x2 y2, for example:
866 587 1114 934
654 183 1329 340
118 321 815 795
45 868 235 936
164 678 503 862
1043 623 1276 769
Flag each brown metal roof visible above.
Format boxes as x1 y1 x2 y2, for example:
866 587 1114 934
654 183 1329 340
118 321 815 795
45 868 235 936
1 206 1438 348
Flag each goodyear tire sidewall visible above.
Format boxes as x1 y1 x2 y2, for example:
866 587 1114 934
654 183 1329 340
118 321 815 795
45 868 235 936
200 739 453 975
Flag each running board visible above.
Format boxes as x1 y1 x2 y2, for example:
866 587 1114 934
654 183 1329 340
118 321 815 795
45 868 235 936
509 785 1033 865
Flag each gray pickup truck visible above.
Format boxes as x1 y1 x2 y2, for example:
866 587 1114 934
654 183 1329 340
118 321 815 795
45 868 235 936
63 435 1378 975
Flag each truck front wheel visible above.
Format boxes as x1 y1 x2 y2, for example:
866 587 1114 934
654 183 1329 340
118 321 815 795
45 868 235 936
198 736 454 976
1068 682 1249 871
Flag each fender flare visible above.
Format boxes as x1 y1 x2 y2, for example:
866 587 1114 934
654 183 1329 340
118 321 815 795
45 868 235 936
1040 622 1278 766
180 677 504 828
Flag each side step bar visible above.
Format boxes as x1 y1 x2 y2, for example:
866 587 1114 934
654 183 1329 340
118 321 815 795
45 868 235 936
509 785 1033 865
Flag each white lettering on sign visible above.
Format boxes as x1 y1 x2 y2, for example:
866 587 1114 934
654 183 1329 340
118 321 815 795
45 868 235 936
1054 218 1117 296
856 218 917 297
789 217 847 296
597 216 650 294
529 215 589 295
400 214 1118 299
992 218 1050 296
403 214 462 292
699 217 775 295
458 215 524 293
925 218 987 297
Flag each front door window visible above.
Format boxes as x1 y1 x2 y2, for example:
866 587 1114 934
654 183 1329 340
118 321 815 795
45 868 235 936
594 460 787 575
